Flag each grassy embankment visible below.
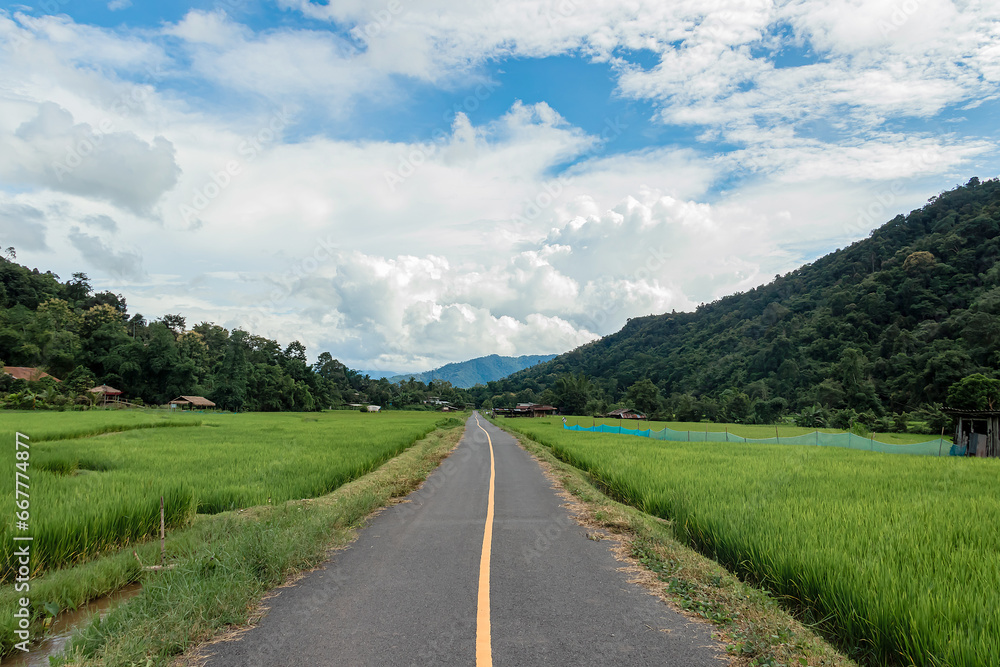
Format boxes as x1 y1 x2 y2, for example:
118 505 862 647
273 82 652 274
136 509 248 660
0 410 467 664
497 416 998 667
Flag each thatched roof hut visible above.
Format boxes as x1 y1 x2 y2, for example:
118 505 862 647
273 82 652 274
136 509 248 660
3 366 60 382
89 384 122 396
169 395 216 409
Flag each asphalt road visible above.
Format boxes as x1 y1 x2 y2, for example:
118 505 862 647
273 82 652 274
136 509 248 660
201 413 723 666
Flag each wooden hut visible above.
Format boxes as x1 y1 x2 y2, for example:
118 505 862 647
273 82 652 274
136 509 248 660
947 408 999 458
169 395 216 410
88 384 123 407
494 403 558 418
601 407 647 420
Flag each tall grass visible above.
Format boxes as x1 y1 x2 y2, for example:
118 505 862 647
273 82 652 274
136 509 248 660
501 417 1000 667
0 411 446 579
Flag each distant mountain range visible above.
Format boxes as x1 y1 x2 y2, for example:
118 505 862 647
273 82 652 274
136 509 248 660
381 354 557 388
356 369 404 380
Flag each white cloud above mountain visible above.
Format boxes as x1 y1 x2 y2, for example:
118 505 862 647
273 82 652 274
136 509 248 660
1 2 998 369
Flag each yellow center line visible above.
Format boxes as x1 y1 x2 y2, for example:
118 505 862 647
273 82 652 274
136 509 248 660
474 413 495 667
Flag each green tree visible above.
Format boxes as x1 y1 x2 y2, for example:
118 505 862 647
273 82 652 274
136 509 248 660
947 373 1000 410
625 379 661 416
553 373 593 415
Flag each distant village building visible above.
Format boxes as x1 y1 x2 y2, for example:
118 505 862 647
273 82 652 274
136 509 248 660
494 403 558 418
2 366 60 382
947 408 999 458
168 395 216 410
601 408 647 420
423 397 450 406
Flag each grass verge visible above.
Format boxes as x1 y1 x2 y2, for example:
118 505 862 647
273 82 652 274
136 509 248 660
12 420 466 666
494 418 858 667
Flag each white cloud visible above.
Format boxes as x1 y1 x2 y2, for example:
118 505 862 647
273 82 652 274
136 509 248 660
0 102 180 213
1 5 998 370
0 203 49 251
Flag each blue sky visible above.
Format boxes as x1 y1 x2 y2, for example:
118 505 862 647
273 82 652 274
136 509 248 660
1 0 998 371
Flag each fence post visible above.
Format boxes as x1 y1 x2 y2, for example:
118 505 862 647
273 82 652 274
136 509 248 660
939 426 944 457
775 425 780 444
687 430 690 442
725 428 728 442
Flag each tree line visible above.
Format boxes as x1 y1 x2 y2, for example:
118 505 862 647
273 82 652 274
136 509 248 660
0 255 473 411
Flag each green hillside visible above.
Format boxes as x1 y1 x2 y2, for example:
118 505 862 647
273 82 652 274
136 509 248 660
484 177 1000 426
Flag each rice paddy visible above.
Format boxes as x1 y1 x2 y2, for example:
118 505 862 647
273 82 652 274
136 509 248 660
0 410 449 579
500 416 1000 667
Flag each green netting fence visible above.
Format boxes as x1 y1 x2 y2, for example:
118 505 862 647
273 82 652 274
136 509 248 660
563 423 956 456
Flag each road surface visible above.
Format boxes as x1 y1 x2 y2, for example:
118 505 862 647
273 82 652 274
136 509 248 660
200 413 723 666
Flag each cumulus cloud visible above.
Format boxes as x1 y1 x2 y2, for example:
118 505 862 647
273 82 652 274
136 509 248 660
67 227 145 280
0 102 179 214
0 203 49 252
1 4 998 370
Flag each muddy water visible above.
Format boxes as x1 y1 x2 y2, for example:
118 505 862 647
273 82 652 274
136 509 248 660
1 584 142 666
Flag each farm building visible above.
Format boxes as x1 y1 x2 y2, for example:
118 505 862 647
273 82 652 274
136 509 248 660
947 408 999 458
601 408 647 420
168 395 216 410
3 366 60 382
494 403 558 418
89 384 123 407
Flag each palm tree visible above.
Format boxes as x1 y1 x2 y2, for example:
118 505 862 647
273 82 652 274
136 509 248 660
553 373 593 416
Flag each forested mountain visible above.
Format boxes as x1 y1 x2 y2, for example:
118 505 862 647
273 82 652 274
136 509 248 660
391 354 557 388
482 177 1000 426
0 254 472 411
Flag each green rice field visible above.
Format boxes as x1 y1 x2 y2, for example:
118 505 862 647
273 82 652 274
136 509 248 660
500 416 1000 667
1 410 450 579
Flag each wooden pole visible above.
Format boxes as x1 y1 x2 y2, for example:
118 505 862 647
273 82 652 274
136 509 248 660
160 496 165 567
939 426 945 457
775 424 780 444
725 427 728 442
